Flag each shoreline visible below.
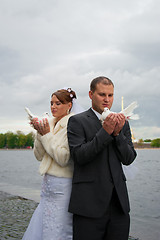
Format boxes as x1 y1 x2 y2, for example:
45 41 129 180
134 147 160 150
133 143 159 149
0 191 38 239
0 147 160 150
0 182 40 203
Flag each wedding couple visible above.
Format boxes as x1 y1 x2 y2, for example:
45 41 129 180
22 76 137 240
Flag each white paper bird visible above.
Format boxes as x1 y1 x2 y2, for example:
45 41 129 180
101 101 139 122
25 107 50 124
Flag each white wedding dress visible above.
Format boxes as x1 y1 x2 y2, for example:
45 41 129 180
22 174 72 240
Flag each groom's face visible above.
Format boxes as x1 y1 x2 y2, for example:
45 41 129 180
89 83 114 114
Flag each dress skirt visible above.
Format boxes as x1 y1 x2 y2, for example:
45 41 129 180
22 174 73 240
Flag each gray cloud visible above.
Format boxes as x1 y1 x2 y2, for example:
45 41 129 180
0 0 160 139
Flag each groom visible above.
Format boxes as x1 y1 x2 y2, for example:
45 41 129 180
67 76 137 240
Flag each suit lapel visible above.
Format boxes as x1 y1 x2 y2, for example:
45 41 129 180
86 108 102 131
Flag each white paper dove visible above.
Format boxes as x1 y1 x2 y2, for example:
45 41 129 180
25 107 50 124
101 101 139 122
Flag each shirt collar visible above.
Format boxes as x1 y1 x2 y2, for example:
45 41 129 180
91 108 102 120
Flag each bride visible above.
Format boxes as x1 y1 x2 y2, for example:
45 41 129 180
22 88 82 240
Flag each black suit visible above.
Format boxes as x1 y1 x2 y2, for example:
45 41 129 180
67 108 137 240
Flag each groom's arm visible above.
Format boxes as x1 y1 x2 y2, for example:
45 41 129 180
113 121 137 165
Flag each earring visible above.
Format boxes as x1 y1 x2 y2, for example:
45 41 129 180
67 109 70 114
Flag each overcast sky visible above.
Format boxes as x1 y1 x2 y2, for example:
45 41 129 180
0 0 160 140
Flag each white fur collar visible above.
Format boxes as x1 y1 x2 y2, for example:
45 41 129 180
49 113 74 133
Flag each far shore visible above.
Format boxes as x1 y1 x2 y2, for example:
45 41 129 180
133 143 160 149
0 145 160 150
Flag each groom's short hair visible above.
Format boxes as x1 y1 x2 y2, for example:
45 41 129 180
90 76 114 92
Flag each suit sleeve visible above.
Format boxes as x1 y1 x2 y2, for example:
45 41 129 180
40 130 70 167
67 115 113 165
113 121 137 165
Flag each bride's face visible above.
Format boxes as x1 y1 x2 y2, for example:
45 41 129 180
50 95 72 121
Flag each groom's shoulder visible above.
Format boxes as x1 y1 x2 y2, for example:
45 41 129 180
68 109 92 124
72 109 91 120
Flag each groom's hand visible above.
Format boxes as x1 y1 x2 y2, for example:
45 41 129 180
103 113 117 135
113 113 125 136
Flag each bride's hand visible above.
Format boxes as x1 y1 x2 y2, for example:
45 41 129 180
31 118 50 136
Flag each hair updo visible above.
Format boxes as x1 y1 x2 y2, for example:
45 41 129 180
51 88 77 104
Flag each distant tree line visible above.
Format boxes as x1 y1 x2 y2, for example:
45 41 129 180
0 131 160 149
137 138 160 148
0 131 35 149
150 138 160 147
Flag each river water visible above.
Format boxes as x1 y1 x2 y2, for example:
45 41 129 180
0 149 160 240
